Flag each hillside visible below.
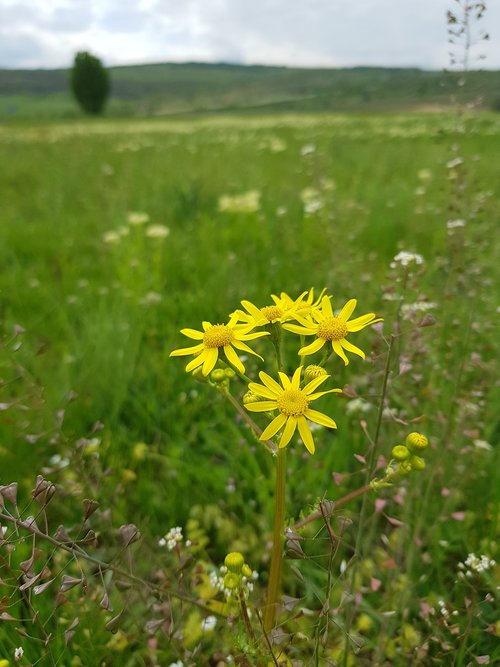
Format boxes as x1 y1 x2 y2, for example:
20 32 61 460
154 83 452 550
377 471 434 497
0 61 498 119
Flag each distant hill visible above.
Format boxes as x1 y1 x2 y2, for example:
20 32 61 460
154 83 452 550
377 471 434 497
0 61 498 119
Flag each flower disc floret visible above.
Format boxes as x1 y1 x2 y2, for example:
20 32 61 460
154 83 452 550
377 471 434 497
277 389 309 417
261 305 283 322
245 366 341 454
317 317 348 341
203 324 234 348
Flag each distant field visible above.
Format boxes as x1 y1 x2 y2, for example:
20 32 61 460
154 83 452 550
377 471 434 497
0 111 498 664
1 62 499 119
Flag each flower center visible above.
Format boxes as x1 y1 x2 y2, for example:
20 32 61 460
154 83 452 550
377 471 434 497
277 389 309 417
317 316 348 341
203 324 234 348
260 305 283 322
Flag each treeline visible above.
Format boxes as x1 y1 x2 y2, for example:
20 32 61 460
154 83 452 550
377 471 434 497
0 62 498 116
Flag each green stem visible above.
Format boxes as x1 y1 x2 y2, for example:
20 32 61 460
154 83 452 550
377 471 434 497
263 446 287 632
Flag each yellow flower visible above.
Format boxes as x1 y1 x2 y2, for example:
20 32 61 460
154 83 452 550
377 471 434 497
233 292 310 327
170 316 268 376
245 366 340 454
283 296 382 365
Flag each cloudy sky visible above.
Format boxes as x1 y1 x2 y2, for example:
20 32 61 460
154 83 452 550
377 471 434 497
1 0 499 70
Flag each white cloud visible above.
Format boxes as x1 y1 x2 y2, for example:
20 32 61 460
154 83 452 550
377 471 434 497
0 0 498 69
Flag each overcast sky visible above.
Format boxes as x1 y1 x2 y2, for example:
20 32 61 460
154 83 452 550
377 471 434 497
1 0 499 70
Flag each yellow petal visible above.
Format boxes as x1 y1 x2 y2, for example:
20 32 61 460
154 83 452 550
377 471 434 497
278 371 291 389
333 340 349 365
241 300 264 320
202 321 212 331
341 339 365 359
320 295 333 317
232 340 264 360
279 417 297 448
246 401 278 412
306 388 342 400
291 366 303 389
180 328 204 340
202 348 218 376
224 345 245 374
282 323 316 335
237 331 270 340
346 314 381 332
170 343 205 357
299 337 326 356
185 352 207 372
303 374 330 394
258 371 282 395
248 382 277 400
338 299 357 321
297 416 315 454
305 409 337 429
260 413 287 440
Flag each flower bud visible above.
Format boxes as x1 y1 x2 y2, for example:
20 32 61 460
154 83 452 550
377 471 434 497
304 365 327 383
210 369 226 383
243 391 260 405
241 563 252 578
406 432 428 450
224 551 245 574
392 445 410 461
398 461 413 475
223 572 240 590
224 368 236 379
410 455 426 471
192 367 207 383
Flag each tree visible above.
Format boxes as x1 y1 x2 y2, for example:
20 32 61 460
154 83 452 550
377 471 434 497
70 52 110 115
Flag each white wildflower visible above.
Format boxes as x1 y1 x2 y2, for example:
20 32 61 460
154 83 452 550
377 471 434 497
201 615 217 632
159 526 183 551
473 439 493 452
102 231 121 244
447 218 466 230
146 224 170 239
300 143 316 156
390 251 424 268
14 647 24 661
127 211 150 225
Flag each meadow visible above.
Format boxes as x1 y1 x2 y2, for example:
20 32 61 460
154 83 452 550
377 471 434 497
0 111 499 665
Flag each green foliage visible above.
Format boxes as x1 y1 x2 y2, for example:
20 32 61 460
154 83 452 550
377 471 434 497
0 112 499 664
70 51 110 115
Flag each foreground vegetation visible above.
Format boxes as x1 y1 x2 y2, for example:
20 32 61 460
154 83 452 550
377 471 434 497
0 111 499 665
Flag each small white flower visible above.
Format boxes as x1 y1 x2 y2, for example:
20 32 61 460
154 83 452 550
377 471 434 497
201 615 217 631
447 218 466 230
14 646 24 660
127 211 150 225
146 224 170 239
102 231 121 244
390 251 424 268
446 157 464 169
300 143 316 156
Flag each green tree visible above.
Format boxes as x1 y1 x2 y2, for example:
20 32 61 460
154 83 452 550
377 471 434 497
70 51 110 115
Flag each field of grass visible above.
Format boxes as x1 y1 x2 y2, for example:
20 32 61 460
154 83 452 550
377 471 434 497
0 111 499 665
1 63 500 119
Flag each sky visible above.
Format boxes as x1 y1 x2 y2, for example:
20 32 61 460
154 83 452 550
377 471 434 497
1 0 499 71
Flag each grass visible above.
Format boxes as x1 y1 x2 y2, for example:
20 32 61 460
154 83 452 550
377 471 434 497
0 110 499 665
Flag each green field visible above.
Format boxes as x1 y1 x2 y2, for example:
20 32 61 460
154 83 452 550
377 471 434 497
0 111 499 665
1 62 500 119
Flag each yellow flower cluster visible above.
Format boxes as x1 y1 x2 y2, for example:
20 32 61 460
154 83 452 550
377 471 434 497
170 288 382 455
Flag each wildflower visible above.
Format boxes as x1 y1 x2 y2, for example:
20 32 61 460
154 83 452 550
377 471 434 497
201 615 217 632
283 296 382 365
245 366 340 454
102 230 121 244
218 190 260 213
406 432 428 450
447 218 466 230
390 251 424 268
14 647 24 661
127 211 149 225
170 317 268 376
232 292 307 327
159 526 183 550
461 553 496 575
146 224 170 239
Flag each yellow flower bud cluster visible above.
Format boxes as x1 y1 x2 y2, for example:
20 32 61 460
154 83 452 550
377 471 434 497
213 552 258 600
192 365 236 389
391 432 429 474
